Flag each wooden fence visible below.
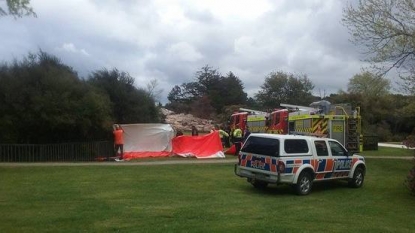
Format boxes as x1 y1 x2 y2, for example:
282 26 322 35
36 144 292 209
0 141 113 162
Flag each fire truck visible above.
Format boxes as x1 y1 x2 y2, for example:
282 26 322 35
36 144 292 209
229 101 362 152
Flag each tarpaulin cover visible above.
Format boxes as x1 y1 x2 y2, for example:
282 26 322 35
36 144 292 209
172 131 225 159
122 124 175 160
120 124 225 160
224 144 236 155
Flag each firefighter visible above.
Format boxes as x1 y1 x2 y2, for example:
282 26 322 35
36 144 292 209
224 125 231 148
233 124 243 155
216 125 229 148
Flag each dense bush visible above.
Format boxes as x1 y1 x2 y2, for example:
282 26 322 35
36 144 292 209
0 51 160 143
403 134 415 196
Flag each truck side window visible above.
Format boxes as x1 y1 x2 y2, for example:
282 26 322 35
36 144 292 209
314 141 328 156
241 137 280 157
284 139 308 154
328 141 347 156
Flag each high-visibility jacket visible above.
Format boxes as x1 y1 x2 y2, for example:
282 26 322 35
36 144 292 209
218 129 229 138
113 129 124 145
233 128 242 138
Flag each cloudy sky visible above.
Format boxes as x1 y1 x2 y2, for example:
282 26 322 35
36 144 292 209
1 0 373 103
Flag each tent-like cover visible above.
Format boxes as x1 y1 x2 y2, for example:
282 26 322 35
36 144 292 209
172 131 225 159
121 124 225 160
122 124 175 160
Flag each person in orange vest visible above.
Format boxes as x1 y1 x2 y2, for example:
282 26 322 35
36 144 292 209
113 124 124 161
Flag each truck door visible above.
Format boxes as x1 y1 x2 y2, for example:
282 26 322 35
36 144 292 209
330 119 345 146
313 140 334 180
328 140 352 177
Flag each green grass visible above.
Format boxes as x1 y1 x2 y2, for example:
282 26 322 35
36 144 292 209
362 147 414 157
1 158 414 233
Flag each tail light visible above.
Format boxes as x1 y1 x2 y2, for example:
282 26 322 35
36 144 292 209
277 161 285 173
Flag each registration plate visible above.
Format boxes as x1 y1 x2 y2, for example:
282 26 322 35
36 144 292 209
254 173 266 180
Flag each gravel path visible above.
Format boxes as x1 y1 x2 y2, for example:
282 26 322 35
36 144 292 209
0 158 238 167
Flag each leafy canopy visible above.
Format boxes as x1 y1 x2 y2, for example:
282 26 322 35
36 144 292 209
255 71 315 109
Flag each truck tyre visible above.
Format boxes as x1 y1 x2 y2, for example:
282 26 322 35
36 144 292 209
348 167 364 188
251 180 268 189
295 172 313 195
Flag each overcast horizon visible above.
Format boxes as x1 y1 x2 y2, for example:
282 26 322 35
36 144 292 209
1 0 397 104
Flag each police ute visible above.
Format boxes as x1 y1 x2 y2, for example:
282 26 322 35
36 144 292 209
234 134 366 195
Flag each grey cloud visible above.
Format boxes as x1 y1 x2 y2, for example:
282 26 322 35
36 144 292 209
1 0 371 104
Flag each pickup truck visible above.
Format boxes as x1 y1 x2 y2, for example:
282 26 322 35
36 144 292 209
234 133 366 195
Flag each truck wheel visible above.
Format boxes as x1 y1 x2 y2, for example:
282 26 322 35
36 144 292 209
348 167 364 188
295 172 313 195
251 180 268 189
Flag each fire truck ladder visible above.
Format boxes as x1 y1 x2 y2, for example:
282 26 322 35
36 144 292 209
346 117 359 153
238 108 268 116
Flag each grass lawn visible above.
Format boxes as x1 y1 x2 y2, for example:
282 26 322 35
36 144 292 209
1 157 415 232
362 147 414 157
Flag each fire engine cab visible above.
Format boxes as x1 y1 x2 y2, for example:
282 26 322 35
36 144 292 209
228 101 362 153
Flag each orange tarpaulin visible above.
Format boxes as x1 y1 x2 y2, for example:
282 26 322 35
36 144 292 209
224 144 236 155
124 151 171 159
172 131 225 159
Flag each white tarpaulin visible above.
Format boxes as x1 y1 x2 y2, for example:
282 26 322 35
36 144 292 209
121 124 175 159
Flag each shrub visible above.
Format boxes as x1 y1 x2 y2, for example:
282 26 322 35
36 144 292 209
403 135 415 196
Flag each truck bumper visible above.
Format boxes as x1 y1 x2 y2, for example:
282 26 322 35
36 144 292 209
234 164 279 184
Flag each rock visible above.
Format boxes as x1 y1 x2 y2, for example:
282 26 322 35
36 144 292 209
162 108 215 133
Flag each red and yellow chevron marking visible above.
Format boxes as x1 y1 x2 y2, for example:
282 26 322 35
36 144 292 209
312 118 328 134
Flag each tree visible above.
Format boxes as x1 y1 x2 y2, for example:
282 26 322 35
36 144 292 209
347 71 391 98
342 0 415 93
166 65 247 115
220 72 247 107
195 65 221 94
0 51 112 143
146 78 163 103
88 68 161 124
347 72 391 135
255 71 315 109
0 0 36 18
166 85 192 113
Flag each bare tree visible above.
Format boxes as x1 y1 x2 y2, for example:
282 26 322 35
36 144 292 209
342 0 415 93
146 78 163 102
0 0 36 18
